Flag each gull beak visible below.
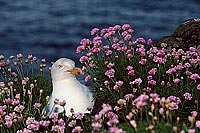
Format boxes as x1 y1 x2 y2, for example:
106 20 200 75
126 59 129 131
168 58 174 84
66 67 82 75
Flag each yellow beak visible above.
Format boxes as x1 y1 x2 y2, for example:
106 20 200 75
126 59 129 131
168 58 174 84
66 67 82 75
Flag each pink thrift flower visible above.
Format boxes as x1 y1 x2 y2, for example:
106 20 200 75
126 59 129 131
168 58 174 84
68 120 76 127
159 108 164 114
130 78 142 85
79 56 88 63
148 68 157 76
107 118 119 126
100 104 112 114
107 63 114 68
188 129 195 133
109 127 125 133
124 94 134 100
161 43 167 48
145 87 152 92
106 50 113 56
197 84 200 91
147 76 153 80
139 58 147 65
128 70 135 76
173 78 180 84
126 66 133 71
76 45 85 53
190 73 200 80
40 120 50 127
5 120 12 128
184 92 192 100
116 81 123 86
149 80 157 86
17 53 23 59
91 28 99 35
92 122 102 131
122 24 131 30
196 120 200 128
59 100 66 107
191 111 198 117
85 75 91 81
135 37 145 44
105 69 115 78
114 106 121 111
147 38 153 45
104 80 110 86
80 38 91 46
124 34 132 41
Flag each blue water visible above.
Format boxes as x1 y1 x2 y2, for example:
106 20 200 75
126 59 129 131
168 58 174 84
0 0 200 66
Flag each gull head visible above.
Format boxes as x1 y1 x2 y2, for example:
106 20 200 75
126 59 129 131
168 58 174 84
51 58 82 82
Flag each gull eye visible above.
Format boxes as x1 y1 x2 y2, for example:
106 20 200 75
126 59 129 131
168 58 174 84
58 64 64 69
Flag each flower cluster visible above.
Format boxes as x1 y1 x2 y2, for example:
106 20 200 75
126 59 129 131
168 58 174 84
77 24 200 132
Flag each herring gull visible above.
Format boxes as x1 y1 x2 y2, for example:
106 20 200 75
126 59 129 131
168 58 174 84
44 58 94 116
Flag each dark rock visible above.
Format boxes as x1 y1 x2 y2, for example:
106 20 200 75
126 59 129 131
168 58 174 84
158 18 200 54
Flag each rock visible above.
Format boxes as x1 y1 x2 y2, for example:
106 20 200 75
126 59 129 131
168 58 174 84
158 18 200 54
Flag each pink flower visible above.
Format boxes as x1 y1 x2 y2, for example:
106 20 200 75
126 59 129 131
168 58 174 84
91 28 99 35
161 43 167 48
75 112 84 120
107 63 114 68
105 69 115 78
92 122 102 131
197 84 200 91
100 104 112 114
147 38 153 45
149 80 157 86
17 53 23 59
79 56 88 63
5 120 12 128
173 78 180 84
68 120 76 127
40 120 50 127
59 100 66 107
124 35 132 41
80 38 91 46
92 47 101 53
159 108 164 114
85 75 91 81
104 80 110 86
188 129 195 133
112 43 120 50
124 94 134 100
107 118 119 126
109 127 125 133
34 103 42 109
150 93 160 103
76 45 85 53
148 68 157 76
135 37 145 44
130 78 142 85
139 59 147 65
122 24 131 30
126 66 133 71
183 92 192 100
190 73 200 80
128 70 135 76
196 120 200 128
106 50 113 56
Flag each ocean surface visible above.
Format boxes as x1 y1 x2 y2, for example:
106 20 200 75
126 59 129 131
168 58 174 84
0 0 200 66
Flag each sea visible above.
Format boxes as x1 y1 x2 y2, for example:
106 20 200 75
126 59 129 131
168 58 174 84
0 0 200 67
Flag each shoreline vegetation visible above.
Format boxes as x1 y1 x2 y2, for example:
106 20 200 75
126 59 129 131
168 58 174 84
0 21 200 132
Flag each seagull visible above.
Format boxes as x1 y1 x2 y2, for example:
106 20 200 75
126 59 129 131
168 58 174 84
44 58 94 116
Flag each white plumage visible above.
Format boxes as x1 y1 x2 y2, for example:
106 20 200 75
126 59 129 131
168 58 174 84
45 58 94 116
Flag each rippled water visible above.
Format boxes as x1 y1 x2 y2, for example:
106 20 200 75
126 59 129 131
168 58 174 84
0 0 200 65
